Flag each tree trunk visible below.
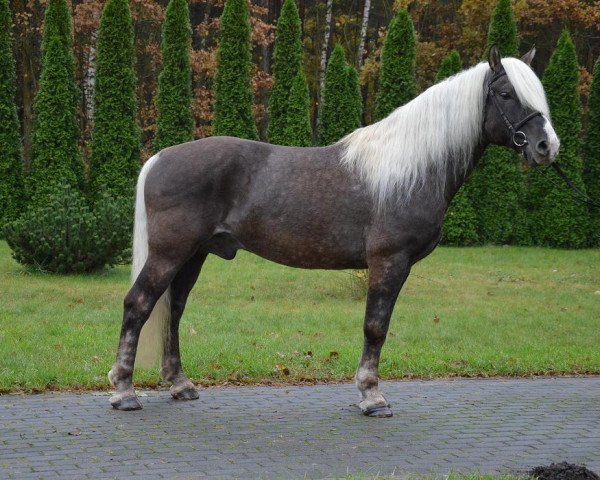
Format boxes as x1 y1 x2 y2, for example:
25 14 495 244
83 31 97 135
357 0 371 68
316 0 333 132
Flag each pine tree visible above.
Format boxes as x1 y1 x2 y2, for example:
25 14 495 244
28 0 82 201
435 50 479 246
319 45 361 145
154 0 194 152
268 0 304 145
529 29 588 247
213 0 257 140
582 56 600 246
0 0 24 229
283 70 312 147
374 9 416 121
469 0 525 245
89 0 139 199
435 49 462 83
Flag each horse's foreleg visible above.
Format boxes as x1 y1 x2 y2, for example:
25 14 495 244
160 253 207 401
356 253 410 418
109 257 179 410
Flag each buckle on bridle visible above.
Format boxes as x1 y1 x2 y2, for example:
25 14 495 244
513 131 527 147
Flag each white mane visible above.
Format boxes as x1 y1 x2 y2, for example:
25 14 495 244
340 58 548 208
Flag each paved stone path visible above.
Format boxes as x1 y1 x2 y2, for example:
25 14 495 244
1 377 599 479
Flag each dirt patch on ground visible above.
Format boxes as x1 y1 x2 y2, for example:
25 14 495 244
529 462 599 480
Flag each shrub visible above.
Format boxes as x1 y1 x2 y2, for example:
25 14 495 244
283 70 312 147
3 183 132 273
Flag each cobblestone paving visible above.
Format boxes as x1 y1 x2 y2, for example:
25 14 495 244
1 377 599 479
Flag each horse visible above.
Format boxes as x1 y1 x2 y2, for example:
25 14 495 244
108 46 560 416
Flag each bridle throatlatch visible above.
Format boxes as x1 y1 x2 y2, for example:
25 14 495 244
487 71 543 148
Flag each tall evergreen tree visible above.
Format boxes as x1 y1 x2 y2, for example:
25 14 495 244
89 0 139 199
469 0 525 244
319 45 361 145
435 50 479 246
435 49 462 83
529 29 588 247
374 9 416 121
283 70 312 146
0 0 24 229
347 64 363 131
213 0 257 140
267 0 304 145
154 0 194 152
28 0 82 201
582 56 600 246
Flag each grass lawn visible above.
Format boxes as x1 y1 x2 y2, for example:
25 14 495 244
0 240 599 392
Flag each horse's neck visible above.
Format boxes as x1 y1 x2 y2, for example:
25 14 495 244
443 140 489 205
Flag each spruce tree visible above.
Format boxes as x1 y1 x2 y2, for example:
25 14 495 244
89 0 139 199
374 9 416 121
154 0 194 152
582 56 600 246
29 0 82 201
319 45 361 145
213 0 257 140
529 29 588 248
435 49 462 83
283 70 312 147
0 0 24 229
268 0 304 145
469 0 525 245
435 50 479 246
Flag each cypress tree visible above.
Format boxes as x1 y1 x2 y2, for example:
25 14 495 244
469 0 525 244
583 57 600 246
319 45 361 146
374 9 416 121
435 50 479 246
0 0 24 229
29 0 82 201
268 0 304 145
529 29 588 247
213 0 257 140
154 0 194 152
283 70 312 147
89 0 139 199
435 49 462 83
347 64 363 131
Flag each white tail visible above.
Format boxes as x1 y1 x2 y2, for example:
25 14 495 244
132 154 171 369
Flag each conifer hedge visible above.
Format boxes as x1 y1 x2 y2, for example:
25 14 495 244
436 50 479 246
529 29 588 248
283 70 312 147
213 0 257 140
28 0 82 201
268 0 308 145
0 0 24 229
374 9 416 121
319 45 361 145
154 0 194 152
469 0 525 245
89 0 139 199
583 57 600 246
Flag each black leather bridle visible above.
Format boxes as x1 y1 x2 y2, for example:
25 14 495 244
486 71 543 149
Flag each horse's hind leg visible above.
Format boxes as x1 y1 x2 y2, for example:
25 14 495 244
108 253 182 410
160 252 208 401
356 253 410 418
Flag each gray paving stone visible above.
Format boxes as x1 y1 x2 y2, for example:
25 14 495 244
1 377 599 479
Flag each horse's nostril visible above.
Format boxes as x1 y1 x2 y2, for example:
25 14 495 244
536 140 549 155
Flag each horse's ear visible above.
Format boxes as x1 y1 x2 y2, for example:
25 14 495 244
520 46 536 66
488 45 502 73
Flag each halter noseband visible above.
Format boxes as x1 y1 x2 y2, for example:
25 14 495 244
487 71 543 148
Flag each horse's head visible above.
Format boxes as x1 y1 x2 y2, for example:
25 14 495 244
483 46 559 166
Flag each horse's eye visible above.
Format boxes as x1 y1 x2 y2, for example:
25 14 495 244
499 92 510 98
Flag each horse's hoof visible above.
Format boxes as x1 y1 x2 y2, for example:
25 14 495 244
362 404 393 418
110 394 143 411
170 385 199 401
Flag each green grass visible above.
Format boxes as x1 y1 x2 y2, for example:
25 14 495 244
1 240 599 392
